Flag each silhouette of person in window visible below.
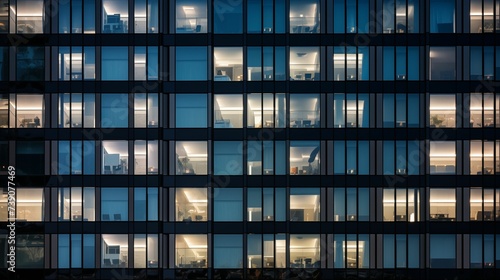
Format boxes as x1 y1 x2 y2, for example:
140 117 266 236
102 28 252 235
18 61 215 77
34 116 40 127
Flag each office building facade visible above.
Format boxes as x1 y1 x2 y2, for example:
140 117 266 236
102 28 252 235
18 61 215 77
0 0 500 279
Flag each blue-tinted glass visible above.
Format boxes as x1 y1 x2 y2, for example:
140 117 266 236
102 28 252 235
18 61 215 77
84 0 96 33
59 1 70 33
358 188 369 221
275 0 285 33
275 188 286 221
383 235 395 268
83 234 95 268
396 235 406 268
359 234 370 268
359 47 370 80
72 0 83 33
383 141 394 174
407 94 419 127
395 47 406 78
247 0 261 33
101 94 128 128
71 234 82 268
383 94 394 127
275 47 286 80
275 141 286 174
484 47 494 78
470 234 482 267
83 141 95 174
430 0 455 33
147 46 158 80
214 188 242 221
101 188 128 221
263 47 273 80
334 141 345 174
396 94 406 125
407 47 419 80
334 0 345 33
408 234 419 268
214 141 243 175
334 234 345 267
346 0 356 33
408 0 419 33
358 141 369 174
214 235 242 268
176 94 207 127
396 141 407 172
71 141 82 174
176 47 207 80
470 47 482 79
214 0 242 33
430 234 455 268
0 47 7 80
59 141 70 174
263 0 273 32
58 234 70 268
334 188 345 221
247 47 262 81
407 140 419 175
148 188 158 220
346 188 356 218
383 47 395 80
147 0 159 33
135 188 147 221
101 47 128 80
484 235 494 266
357 0 369 33
346 141 356 173
17 47 44 81
358 94 369 127
176 0 208 33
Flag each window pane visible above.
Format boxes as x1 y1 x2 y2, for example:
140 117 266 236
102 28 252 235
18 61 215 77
214 188 242 221
214 235 242 268
101 47 128 80
176 188 207 222
176 47 207 80
176 94 207 127
430 0 455 33
101 188 128 221
101 94 128 127
214 0 242 33
176 0 207 33
214 141 243 175
102 0 128 33
289 0 320 33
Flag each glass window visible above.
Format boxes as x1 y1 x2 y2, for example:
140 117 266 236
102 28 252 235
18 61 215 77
134 46 158 80
247 141 276 175
214 47 243 81
470 234 495 268
470 0 495 33
470 188 495 221
333 234 370 268
214 234 242 268
58 93 95 128
333 188 369 222
16 188 44 221
101 47 128 80
290 47 320 81
101 234 128 267
134 0 158 33
0 141 8 172
469 93 495 128
176 188 207 222
429 141 456 174
247 93 287 128
214 94 243 128
16 141 44 175
0 1 7 33
58 46 93 81
58 187 95 222
382 188 420 222
429 189 456 221
132 188 158 221
247 47 262 81
101 94 128 128
247 188 276 221
214 188 242 221
176 94 207 127
134 140 158 175
176 235 207 268
134 93 158 128
176 141 207 175
290 188 320 222
382 0 419 33
0 47 8 81
247 0 283 33
102 0 128 33
289 0 320 33
429 47 456 80
14 94 44 128
383 234 419 268
176 0 207 33
57 140 95 175
101 188 128 221
213 0 242 34
133 234 158 268
17 234 44 268
429 94 456 128
58 234 84 268
289 234 320 268
333 93 370 128
176 47 208 80
59 0 96 33
430 234 455 268
430 0 455 33
102 141 129 175
333 46 369 81
339 0 369 33
17 46 44 81
289 141 320 175
334 141 369 175
470 140 495 175
101 93 129 128
289 94 320 128
16 0 44 33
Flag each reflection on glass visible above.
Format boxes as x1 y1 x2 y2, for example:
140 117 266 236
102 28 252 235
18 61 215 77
213 0 242 34
176 188 207 222
17 47 44 81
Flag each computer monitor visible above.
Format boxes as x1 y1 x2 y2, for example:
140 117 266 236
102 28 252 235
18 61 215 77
304 73 312 80
107 14 120 24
